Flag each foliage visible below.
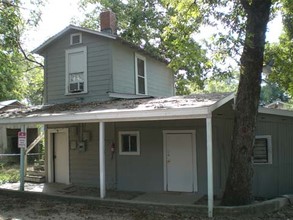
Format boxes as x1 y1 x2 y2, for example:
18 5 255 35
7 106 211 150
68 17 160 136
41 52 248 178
262 0 293 97
265 35 293 97
260 83 289 105
0 0 23 101
0 163 20 184
0 0 44 104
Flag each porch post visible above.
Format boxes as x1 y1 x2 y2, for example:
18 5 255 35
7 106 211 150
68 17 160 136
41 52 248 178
206 116 213 217
99 121 106 198
19 125 26 191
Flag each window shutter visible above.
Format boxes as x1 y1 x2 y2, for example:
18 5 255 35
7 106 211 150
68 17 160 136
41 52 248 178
253 138 268 163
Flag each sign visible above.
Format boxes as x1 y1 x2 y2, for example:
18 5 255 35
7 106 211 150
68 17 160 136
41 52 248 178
18 131 27 148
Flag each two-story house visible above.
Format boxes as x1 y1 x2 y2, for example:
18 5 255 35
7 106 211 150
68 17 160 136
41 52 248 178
1 11 293 214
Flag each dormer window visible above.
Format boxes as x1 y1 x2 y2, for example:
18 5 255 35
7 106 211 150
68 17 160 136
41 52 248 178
65 46 87 95
135 53 147 95
70 33 82 45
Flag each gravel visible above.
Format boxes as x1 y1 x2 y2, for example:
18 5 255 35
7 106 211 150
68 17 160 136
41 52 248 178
1 193 293 220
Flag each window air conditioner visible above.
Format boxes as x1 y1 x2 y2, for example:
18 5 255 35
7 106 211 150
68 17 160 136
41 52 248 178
69 82 84 93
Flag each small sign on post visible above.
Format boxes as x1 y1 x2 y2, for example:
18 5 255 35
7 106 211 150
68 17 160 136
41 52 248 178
18 131 27 148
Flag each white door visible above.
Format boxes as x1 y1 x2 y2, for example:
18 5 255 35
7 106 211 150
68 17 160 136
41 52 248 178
51 129 69 184
165 132 196 192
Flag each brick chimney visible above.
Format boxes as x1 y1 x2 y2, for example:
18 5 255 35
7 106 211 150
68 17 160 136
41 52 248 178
100 10 117 35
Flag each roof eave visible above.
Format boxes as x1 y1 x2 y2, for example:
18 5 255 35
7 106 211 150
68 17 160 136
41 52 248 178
32 25 117 55
208 93 235 113
0 107 211 125
258 107 293 117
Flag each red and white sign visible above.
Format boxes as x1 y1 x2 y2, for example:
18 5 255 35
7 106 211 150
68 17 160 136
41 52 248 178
18 131 27 148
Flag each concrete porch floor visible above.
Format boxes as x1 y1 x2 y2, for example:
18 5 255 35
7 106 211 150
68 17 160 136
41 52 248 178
0 182 204 205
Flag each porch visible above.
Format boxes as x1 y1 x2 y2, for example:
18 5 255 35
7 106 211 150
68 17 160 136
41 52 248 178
0 93 236 217
0 182 206 206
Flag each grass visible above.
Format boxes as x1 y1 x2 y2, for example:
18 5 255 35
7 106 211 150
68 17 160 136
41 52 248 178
0 163 20 184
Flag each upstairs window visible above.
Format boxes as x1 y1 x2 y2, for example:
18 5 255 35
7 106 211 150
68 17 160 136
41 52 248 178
65 46 87 94
70 33 82 45
135 54 147 95
119 131 140 155
253 135 272 164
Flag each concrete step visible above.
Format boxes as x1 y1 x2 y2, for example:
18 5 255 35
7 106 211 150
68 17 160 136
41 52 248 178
26 170 45 176
33 164 45 171
25 175 45 183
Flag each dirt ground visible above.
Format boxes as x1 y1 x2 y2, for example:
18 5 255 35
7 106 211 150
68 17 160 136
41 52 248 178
0 193 293 220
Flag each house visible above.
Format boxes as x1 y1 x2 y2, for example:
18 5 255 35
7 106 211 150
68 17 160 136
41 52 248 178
0 100 39 162
0 10 293 216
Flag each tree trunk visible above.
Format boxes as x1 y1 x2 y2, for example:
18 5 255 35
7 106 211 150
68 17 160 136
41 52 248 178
221 0 272 206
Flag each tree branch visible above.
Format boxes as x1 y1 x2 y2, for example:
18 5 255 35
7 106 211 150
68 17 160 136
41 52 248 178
18 42 44 68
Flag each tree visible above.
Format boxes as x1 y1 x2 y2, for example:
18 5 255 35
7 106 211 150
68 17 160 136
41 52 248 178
0 0 44 104
0 0 24 101
264 4 293 97
221 0 272 205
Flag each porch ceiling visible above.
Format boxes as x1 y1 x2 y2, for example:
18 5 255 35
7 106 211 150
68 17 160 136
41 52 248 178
0 93 234 125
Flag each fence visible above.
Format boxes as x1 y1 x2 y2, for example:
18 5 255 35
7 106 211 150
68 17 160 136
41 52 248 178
0 153 44 164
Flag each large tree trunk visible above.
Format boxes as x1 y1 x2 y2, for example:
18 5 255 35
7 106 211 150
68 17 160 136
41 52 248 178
221 0 272 206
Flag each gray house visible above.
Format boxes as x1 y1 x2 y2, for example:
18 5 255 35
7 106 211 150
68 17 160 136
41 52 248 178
0 10 293 216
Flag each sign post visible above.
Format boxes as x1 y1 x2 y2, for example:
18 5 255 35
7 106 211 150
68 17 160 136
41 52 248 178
18 126 26 191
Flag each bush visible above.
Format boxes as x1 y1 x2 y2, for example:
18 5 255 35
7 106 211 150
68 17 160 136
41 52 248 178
0 163 20 184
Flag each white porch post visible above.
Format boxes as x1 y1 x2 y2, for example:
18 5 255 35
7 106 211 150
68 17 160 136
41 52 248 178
99 121 106 198
19 125 26 191
206 116 213 218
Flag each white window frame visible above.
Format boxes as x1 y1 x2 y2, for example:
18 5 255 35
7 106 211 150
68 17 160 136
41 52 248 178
253 135 272 165
135 53 147 95
70 33 82 45
119 131 140 155
65 46 88 95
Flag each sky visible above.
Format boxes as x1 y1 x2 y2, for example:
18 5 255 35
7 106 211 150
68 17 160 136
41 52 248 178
23 0 283 52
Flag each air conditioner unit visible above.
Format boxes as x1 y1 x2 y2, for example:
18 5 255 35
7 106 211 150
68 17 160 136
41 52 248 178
69 82 84 93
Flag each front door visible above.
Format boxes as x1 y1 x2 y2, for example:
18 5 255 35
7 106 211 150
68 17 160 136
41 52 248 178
48 129 69 184
164 131 196 192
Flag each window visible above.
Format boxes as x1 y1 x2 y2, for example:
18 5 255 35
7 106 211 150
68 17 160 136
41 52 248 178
70 33 82 45
135 54 147 95
119 131 140 155
65 46 87 94
253 135 272 164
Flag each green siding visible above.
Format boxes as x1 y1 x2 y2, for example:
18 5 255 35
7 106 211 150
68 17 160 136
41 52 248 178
44 31 112 104
115 119 208 192
112 43 135 94
112 42 174 97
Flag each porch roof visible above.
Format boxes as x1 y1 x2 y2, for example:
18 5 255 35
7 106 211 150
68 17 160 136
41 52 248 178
0 93 234 125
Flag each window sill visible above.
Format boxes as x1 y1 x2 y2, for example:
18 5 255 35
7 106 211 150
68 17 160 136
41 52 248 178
65 91 88 96
119 152 140 156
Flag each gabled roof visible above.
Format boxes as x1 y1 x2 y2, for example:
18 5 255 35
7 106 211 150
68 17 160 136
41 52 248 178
32 25 168 64
32 25 116 54
0 100 23 110
0 93 234 125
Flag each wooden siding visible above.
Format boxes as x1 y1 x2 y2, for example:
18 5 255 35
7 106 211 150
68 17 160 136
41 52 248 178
115 119 209 192
213 104 293 198
253 114 293 198
147 58 174 97
112 42 174 97
47 123 116 188
112 43 135 94
46 101 293 198
44 31 112 104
